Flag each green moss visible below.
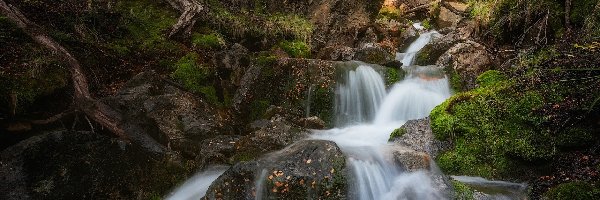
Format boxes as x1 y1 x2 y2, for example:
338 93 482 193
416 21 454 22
543 181 600 200
279 40 311 58
431 77 555 178
389 128 407 141
476 70 506 88
267 14 314 42
171 53 220 104
449 69 465 92
385 67 402 86
115 0 179 54
192 33 225 49
310 86 334 126
452 180 476 200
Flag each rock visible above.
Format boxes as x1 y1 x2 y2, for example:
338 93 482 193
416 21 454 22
436 7 460 29
390 118 449 159
387 146 432 172
0 131 189 200
436 41 493 91
234 58 336 126
213 43 250 87
297 116 326 129
204 140 348 200
103 71 227 163
353 43 396 65
235 115 309 161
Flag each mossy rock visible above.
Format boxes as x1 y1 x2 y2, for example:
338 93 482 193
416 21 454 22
279 40 311 58
543 181 600 200
451 180 475 200
389 127 407 141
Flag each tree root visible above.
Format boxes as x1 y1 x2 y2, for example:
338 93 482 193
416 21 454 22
1 0 129 140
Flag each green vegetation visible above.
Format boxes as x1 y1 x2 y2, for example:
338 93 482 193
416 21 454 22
466 0 600 43
452 180 476 200
171 53 219 104
310 86 334 126
432 70 550 178
385 67 402 86
543 181 600 200
279 40 311 58
378 6 402 20
192 33 225 49
114 0 179 54
389 127 407 141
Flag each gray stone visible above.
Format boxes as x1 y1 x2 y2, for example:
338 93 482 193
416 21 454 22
204 140 348 200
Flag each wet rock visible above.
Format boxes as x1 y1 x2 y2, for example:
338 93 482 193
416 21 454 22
387 146 432 172
390 118 449 159
436 41 493 91
353 43 396 65
234 58 335 126
233 115 309 163
0 131 189 200
204 140 348 200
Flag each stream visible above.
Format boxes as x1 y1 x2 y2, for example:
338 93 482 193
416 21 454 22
166 27 525 200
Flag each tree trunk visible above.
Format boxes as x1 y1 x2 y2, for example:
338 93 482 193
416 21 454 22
0 0 128 140
165 0 205 37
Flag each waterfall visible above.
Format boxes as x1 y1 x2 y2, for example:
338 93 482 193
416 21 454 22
165 166 228 200
313 30 451 200
396 31 440 67
335 65 387 126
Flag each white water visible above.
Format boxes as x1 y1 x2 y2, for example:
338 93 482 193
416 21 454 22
335 65 387 126
313 30 451 200
396 31 440 67
168 30 451 200
165 166 228 200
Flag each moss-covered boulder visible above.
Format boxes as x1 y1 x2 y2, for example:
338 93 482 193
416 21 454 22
543 181 600 200
204 140 348 200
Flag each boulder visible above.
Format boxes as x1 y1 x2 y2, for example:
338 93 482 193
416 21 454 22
204 140 348 200
0 131 189 200
353 43 396 65
102 71 228 165
234 58 336 126
390 118 449 159
436 41 493 91
233 115 309 163
435 2 468 29
213 43 250 87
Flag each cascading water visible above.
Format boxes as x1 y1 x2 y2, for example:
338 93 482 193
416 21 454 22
313 30 451 200
396 31 440 67
169 29 453 200
335 65 387 126
165 166 228 200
